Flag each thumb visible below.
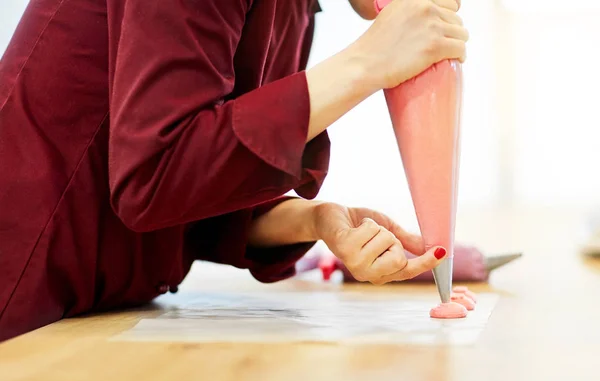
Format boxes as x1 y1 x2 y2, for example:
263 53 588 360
384 220 425 255
389 246 448 281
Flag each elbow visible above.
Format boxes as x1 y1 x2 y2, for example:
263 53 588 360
112 203 156 233
109 175 217 233
117 214 155 234
109 157 184 233
110 189 161 233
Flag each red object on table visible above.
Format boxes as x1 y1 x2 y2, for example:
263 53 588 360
318 254 340 281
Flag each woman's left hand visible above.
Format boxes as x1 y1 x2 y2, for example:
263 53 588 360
312 202 447 284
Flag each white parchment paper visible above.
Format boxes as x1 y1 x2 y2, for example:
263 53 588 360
112 292 498 346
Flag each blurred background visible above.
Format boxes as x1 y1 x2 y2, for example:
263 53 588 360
3 0 600 246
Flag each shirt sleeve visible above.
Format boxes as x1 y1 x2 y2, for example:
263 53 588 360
187 196 315 283
107 0 330 232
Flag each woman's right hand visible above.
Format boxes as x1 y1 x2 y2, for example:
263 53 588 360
304 0 467 142
351 0 469 90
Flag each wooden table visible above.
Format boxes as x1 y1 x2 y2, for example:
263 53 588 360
1 206 599 381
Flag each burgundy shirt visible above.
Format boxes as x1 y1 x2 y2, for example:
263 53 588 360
0 0 329 341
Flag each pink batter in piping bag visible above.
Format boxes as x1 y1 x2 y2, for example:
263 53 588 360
374 0 462 303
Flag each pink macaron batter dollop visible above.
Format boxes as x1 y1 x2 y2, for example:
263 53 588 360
453 286 477 302
429 302 468 319
450 292 475 311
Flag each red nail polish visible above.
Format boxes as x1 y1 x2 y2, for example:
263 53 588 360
434 247 446 260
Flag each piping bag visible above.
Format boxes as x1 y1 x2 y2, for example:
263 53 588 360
375 0 462 303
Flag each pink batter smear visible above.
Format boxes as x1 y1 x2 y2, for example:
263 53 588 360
450 292 475 311
453 286 477 302
429 302 468 319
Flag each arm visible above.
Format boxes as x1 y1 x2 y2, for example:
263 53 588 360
189 197 322 283
306 0 468 141
246 197 447 284
108 0 332 232
305 48 377 142
248 198 322 247
108 0 466 233
108 0 377 232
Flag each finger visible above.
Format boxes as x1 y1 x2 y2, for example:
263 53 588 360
432 0 459 12
438 7 463 26
380 246 447 282
343 217 381 249
442 23 469 42
360 227 398 266
388 224 425 255
370 242 408 278
438 38 466 62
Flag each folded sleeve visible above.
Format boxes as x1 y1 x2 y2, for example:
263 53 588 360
107 0 330 232
187 197 314 283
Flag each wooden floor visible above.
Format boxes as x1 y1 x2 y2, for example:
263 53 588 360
1 206 599 381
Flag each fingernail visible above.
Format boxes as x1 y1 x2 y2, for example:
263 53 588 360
434 247 447 260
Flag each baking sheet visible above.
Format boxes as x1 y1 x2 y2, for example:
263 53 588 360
112 292 498 345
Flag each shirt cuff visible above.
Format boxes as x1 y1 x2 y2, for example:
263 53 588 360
189 197 317 283
245 241 315 283
232 71 329 185
244 196 315 282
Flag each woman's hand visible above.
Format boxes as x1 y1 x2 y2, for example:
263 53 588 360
305 0 467 142
352 0 469 90
248 199 446 284
313 202 447 285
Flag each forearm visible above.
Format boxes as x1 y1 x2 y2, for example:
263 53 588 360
305 45 379 142
248 198 323 247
